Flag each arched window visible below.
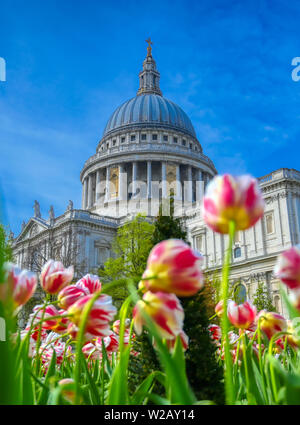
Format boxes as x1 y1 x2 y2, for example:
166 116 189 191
234 247 241 258
234 283 247 304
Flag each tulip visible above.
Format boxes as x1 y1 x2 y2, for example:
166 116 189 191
82 342 101 360
96 331 119 353
58 378 77 404
58 285 87 310
257 310 287 340
68 294 117 338
40 260 74 294
274 245 300 290
112 318 131 335
286 320 300 350
227 300 257 329
133 291 184 340
140 239 204 297
288 288 300 311
165 331 189 352
202 174 264 234
0 263 37 307
215 299 231 318
75 274 102 294
33 304 69 333
208 324 221 342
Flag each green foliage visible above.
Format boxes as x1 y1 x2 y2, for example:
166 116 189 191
152 196 187 245
253 281 275 312
181 290 225 404
0 223 14 281
99 214 154 284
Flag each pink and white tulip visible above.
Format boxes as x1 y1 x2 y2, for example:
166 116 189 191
68 294 117 338
274 245 300 290
140 239 204 297
0 263 37 308
202 174 264 234
40 260 74 294
75 274 102 294
257 310 287 340
227 300 257 330
58 285 87 310
133 291 184 340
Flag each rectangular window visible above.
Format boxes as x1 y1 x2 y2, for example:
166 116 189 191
265 212 274 235
163 135 168 141
189 143 193 149
173 137 178 143
152 134 158 141
131 135 136 141
121 137 125 143
113 139 116 146
182 139 186 146
195 235 203 252
141 134 147 140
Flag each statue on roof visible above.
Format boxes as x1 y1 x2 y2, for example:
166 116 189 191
49 205 55 220
33 200 41 218
67 200 73 211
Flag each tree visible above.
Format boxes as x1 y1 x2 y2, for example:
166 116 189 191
99 214 154 284
0 223 14 282
152 196 187 245
132 196 224 404
23 226 86 278
253 280 275 312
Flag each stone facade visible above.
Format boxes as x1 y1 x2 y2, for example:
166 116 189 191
12 46 300 319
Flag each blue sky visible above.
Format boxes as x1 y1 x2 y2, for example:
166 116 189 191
1 0 300 235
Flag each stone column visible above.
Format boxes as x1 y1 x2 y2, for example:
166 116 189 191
95 170 101 204
196 169 203 203
176 164 181 200
105 167 110 202
119 164 126 200
88 174 93 208
82 177 88 210
161 162 167 198
132 162 137 198
187 165 193 202
147 161 152 199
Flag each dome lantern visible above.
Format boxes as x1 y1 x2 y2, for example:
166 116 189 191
137 38 162 96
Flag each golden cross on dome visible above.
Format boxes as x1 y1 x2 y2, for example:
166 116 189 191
145 37 153 56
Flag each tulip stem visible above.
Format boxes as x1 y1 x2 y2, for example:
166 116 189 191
221 220 235 405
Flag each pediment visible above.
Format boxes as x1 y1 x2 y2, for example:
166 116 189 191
16 218 49 243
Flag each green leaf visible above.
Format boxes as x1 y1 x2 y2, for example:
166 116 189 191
130 371 164 405
37 350 57 405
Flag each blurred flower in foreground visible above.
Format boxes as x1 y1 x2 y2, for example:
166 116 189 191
0 263 37 308
227 300 257 330
202 174 264 234
133 291 184 340
68 294 117 338
40 260 73 294
140 239 204 297
257 310 287 340
274 245 300 290
58 378 77 404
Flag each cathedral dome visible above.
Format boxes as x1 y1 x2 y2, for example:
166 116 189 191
103 94 196 138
